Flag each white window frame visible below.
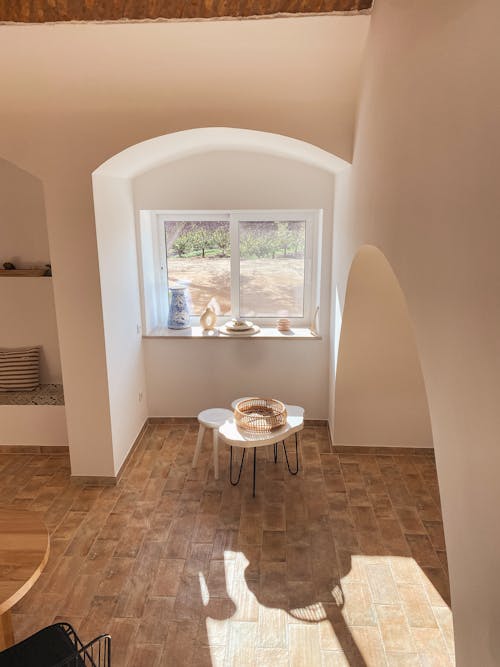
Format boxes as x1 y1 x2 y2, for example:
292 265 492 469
138 209 322 332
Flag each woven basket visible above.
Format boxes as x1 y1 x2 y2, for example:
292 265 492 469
234 397 287 432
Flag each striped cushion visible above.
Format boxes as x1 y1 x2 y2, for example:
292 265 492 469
0 347 40 391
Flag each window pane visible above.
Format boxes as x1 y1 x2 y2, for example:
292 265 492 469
164 220 231 316
239 220 306 317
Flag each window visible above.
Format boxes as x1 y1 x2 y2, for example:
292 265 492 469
139 210 321 332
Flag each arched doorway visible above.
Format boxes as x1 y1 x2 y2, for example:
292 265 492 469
92 127 350 473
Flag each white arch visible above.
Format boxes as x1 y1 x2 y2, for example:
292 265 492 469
93 127 350 178
92 126 350 475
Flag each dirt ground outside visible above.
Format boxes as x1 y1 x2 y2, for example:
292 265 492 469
168 256 304 317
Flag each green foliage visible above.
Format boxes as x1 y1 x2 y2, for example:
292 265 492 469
276 222 295 257
172 234 192 257
240 222 305 260
190 229 211 258
240 233 271 259
168 221 305 260
211 228 230 257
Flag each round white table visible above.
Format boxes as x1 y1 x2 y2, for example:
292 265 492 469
218 405 304 496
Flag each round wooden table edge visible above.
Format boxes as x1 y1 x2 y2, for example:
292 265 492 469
0 511 50 616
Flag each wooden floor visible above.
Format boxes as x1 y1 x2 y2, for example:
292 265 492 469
1 423 454 666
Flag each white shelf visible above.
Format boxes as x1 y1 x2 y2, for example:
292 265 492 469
144 326 321 340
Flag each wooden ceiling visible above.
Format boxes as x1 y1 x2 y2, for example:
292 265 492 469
0 1 372 23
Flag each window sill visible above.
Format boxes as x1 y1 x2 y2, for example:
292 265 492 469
143 326 321 340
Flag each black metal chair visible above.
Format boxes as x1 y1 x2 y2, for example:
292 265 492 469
0 623 111 667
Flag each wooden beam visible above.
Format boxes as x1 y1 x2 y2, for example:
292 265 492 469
0 1 372 24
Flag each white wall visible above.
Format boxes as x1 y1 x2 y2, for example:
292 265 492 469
0 150 65 449
93 176 148 474
133 151 335 418
0 158 50 268
0 278 62 384
0 406 67 447
334 246 433 447
341 0 500 663
0 157 62 385
0 16 369 476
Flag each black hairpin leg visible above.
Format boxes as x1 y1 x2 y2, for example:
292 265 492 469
229 446 246 485
230 446 257 497
283 432 299 475
273 443 278 463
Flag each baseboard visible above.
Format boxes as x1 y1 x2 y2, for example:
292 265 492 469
149 416 327 426
305 419 328 426
148 416 198 424
70 475 117 486
0 444 69 454
115 418 150 480
330 444 434 456
71 420 149 486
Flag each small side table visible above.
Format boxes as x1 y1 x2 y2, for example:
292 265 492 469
218 406 304 497
191 408 234 480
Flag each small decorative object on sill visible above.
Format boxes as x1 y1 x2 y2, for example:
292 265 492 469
200 306 217 331
234 397 287 432
225 318 253 332
219 319 260 336
310 306 320 335
277 318 291 332
44 264 52 277
3 262 15 270
167 284 191 329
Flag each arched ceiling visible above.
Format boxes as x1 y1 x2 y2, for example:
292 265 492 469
0 1 372 23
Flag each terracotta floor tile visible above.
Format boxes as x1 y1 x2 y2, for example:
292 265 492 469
163 620 199 665
405 534 442 568
125 642 163 667
78 595 118 644
376 603 414 653
225 620 258 666
347 485 372 507
151 558 185 597
321 649 351 666
257 606 288 649
341 582 376 626
398 582 437 629
365 562 400 604
114 573 150 619
3 428 454 666
201 607 231 647
207 559 233 598
97 557 135 596
411 625 449 654
136 596 175 643
256 646 290 666
289 623 322 666
423 520 446 551
352 506 379 533
433 605 454 655
106 618 138 666
350 625 387 666
262 502 286 531
386 653 421 666
420 567 451 607
287 543 312 580
396 507 426 534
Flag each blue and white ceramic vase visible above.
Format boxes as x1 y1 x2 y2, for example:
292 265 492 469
168 285 191 329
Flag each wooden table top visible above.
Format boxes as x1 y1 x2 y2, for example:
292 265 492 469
0 509 50 615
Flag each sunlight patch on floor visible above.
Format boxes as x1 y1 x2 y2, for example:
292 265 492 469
203 552 454 666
